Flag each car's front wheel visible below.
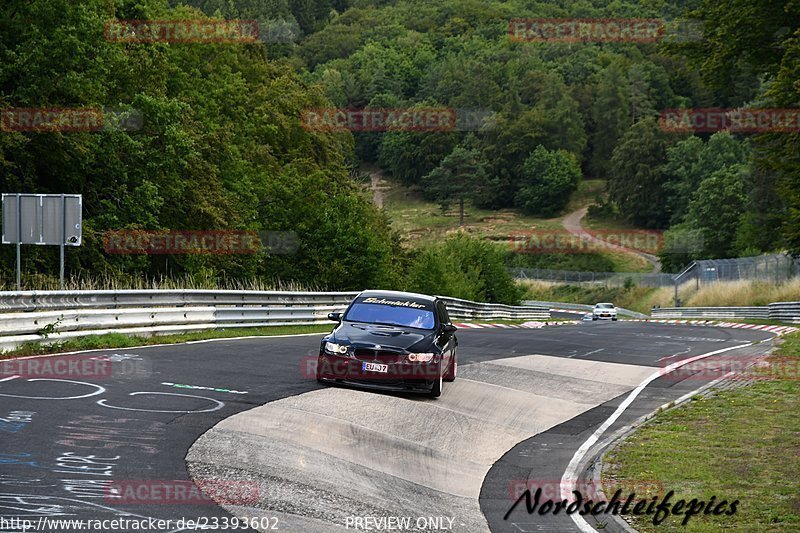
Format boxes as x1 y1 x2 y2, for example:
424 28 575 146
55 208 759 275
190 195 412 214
444 353 457 382
315 356 326 384
429 369 443 398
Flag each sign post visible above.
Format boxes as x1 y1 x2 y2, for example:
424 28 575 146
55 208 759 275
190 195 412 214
2 193 82 290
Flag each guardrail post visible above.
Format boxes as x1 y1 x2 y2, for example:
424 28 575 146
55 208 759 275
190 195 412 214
673 278 679 308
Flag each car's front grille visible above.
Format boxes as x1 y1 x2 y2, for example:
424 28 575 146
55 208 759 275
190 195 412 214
354 349 405 363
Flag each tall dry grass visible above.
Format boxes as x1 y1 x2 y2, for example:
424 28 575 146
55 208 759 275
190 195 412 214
0 272 320 292
682 278 800 307
520 277 800 311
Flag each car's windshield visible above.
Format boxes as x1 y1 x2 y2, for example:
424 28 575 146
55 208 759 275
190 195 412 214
345 299 436 329
596 303 614 309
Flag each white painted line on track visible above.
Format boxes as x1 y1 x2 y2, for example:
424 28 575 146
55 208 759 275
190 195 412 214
561 342 754 533
656 346 691 362
580 348 604 358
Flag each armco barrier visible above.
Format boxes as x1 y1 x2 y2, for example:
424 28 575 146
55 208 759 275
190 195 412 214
653 303 800 323
768 302 800 324
522 300 648 319
652 306 769 320
438 296 549 320
0 289 356 312
0 290 549 352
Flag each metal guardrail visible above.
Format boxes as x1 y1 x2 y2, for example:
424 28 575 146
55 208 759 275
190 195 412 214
438 296 549 320
522 300 649 319
651 306 770 320
0 289 357 312
0 290 550 352
653 302 800 323
767 302 800 324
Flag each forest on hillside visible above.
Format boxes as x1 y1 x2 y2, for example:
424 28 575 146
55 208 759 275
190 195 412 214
0 0 798 299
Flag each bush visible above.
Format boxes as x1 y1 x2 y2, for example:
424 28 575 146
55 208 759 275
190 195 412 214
505 251 618 272
515 146 582 217
406 234 524 304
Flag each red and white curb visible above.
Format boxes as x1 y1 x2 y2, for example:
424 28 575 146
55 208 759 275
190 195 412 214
551 308 590 315
454 319 798 334
453 320 580 330
628 319 799 335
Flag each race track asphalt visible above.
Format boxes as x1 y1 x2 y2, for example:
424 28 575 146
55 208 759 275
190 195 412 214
0 322 776 533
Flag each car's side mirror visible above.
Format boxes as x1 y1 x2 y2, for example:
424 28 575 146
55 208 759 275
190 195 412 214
328 312 342 322
442 323 457 333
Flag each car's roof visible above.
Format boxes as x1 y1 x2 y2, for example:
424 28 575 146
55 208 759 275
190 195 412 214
357 290 437 303
595 302 615 306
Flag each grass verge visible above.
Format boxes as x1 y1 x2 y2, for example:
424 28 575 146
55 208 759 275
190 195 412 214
601 332 800 532
382 179 650 272
520 280 659 314
0 325 332 360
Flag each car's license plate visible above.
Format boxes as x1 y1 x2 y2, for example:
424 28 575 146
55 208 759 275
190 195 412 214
363 362 388 373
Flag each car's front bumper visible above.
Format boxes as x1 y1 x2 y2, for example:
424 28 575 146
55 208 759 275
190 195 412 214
593 313 617 320
316 353 441 393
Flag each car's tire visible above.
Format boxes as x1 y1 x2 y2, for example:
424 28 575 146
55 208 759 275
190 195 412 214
612 317 618 321
592 316 598 321
429 369 443 398
315 357 326 384
444 353 457 382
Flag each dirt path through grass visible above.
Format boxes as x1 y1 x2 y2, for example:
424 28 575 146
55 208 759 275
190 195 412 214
562 206 663 273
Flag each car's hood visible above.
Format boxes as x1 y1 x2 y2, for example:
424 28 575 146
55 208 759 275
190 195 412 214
331 322 435 352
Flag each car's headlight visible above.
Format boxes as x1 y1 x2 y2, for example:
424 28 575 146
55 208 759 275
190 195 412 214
407 352 435 363
324 342 349 354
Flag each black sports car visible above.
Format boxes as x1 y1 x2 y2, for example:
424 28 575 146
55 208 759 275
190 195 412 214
316 290 458 397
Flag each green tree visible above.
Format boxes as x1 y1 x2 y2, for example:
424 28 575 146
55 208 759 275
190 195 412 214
377 131 456 186
673 0 799 254
608 118 670 228
662 136 705 224
515 146 581 217
590 62 631 178
663 132 749 224
421 142 487 226
675 0 797 105
757 29 800 255
684 165 749 258
0 0 400 289
406 234 523 304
